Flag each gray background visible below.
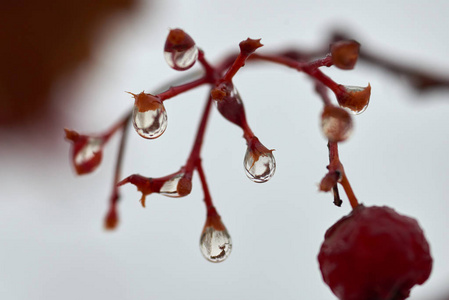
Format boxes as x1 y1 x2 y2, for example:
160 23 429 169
1 0 448 299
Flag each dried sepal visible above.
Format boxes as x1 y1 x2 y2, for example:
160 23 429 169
118 173 192 207
319 171 341 192
330 40 360 70
118 174 153 207
336 84 371 114
128 91 162 112
239 38 263 56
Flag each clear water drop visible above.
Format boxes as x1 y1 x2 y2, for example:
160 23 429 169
345 85 364 92
200 227 232 263
164 46 198 71
132 104 167 139
244 147 276 183
74 137 102 167
159 173 191 197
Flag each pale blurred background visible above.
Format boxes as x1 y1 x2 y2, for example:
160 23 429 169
1 0 449 299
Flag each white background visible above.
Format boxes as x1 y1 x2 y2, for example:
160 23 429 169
1 0 449 299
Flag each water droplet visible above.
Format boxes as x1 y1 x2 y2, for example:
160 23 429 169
159 173 191 197
244 147 276 183
330 40 360 70
337 84 371 115
200 226 232 263
132 104 167 139
74 137 103 174
321 105 353 142
164 46 198 71
75 137 102 165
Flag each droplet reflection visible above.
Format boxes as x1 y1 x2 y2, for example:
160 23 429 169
132 104 168 139
200 227 232 263
243 147 276 183
164 46 198 71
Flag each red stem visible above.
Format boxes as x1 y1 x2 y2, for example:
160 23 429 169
196 159 213 210
102 111 131 142
185 94 214 173
197 49 217 80
328 142 359 209
250 53 339 93
106 112 131 220
157 76 209 101
222 53 248 82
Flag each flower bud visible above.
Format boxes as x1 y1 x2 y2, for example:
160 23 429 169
330 40 360 70
211 82 247 128
321 105 353 142
104 208 119 230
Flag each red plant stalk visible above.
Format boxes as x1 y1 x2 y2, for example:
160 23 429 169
64 29 440 298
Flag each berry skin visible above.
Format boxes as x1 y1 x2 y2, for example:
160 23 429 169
318 205 432 300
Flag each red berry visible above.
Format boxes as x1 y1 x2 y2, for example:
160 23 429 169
318 205 432 300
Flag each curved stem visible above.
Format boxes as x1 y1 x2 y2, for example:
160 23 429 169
158 76 209 101
185 94 214 173
196 159 213 210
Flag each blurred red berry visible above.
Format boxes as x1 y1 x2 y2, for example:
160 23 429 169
318 205 432 300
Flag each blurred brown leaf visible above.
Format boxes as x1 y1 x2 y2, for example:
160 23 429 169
0 0 138 128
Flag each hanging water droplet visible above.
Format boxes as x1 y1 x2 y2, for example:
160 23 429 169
200 226 232 263
132 102 168 139
159 173 192 197
345 86 364 92
74 137 102 167
337 84 371 115
244 147 276 183
164 29 198 71
321 105 353 142
164 46 198 71
65 129 104 175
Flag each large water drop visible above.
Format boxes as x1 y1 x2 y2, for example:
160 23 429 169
200 227 232 263
132 104 167 139
164 46 198 71
243 147 276 183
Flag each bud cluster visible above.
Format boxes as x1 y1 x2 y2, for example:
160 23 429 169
65 28 371 262
65 29 432 299
64 28 432 300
